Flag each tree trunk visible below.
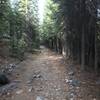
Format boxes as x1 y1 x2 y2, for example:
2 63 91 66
95 30 98 73
95 20 98 73
81 0 86 71
81 24 85 70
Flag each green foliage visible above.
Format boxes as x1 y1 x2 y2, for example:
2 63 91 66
41 0 100 71
0 0 40 59
40 0 59 42
0 0 10 38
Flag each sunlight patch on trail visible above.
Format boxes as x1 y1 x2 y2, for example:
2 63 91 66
48 56 63 60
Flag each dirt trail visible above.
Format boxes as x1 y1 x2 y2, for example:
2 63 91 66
3 46 67 100
1 46 100 100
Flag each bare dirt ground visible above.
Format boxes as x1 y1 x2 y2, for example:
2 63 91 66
0 46 100 100
0 47 67 100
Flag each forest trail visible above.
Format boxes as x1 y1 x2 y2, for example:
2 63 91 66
1 46 100 100
3 46 67 100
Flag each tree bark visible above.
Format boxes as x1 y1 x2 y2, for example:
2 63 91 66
81 24 85 70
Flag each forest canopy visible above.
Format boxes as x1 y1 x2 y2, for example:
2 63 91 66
0 0 100 72
41 0 100 72
0 0 39 60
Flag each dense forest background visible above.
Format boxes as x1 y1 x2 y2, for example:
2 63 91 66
0 0 39 60
0 0 100 73
41 0 100 73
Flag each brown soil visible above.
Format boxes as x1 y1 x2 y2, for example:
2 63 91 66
0 47 100 100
